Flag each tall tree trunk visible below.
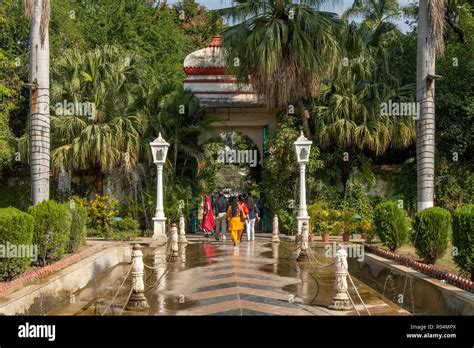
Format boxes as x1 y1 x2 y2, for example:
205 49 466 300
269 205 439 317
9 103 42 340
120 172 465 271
28 0 50 205
297 99 311 139
341 157 353 202
174 135 178 175
96 170 104 196
416 0 436 212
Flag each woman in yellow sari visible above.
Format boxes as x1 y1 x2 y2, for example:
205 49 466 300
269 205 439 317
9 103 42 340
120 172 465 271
226 197 247 246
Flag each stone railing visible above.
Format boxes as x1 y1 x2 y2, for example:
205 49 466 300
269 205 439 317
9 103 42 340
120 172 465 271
364 244 474 293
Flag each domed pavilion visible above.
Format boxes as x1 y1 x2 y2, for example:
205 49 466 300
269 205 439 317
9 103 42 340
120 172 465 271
183 35 278 161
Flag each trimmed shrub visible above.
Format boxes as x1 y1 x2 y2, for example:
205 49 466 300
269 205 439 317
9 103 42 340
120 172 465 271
110 230 139 241
0 208 35 281
452 205 474 280
113 217 141 240
86 228 102 237
373 201 409 251
28 200 72 266
67 203 88 253
413 207 451 264
115 217 140 232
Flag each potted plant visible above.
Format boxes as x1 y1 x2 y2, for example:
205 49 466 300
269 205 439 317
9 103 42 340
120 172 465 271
321 221 331 242
308 203 332 243
342 225 351 242
341 211 357 242
322 230 330 242
331 220 344 240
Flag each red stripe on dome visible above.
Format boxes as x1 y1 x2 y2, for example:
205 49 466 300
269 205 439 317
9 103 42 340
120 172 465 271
184 67 227 75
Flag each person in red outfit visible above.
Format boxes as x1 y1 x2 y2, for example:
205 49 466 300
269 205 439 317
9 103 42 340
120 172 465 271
237 194 249 242
201 195 216 237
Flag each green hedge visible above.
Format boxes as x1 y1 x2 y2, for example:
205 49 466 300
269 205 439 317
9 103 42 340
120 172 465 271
413 207 451 264
452 205 474 280
28 200 72 266
373 201 410 251
0 207 35 281
67 203 88 253
115 217 140 232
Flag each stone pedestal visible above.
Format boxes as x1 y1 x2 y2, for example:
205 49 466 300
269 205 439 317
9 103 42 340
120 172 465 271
171 224 179 258
296 215 310 236
329 246 352 311
152 217 167 245
297 222 309 261
271 214 280 243
126 244 149 311
178 215 188 244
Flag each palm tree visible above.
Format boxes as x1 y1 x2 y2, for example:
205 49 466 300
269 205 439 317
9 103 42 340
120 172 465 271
152 87 218 176
314 63 415 194
416 0 446 211
25 0 50 204
218 0 341 138
50 46 146 195
343 0 402 27
313 21 415 194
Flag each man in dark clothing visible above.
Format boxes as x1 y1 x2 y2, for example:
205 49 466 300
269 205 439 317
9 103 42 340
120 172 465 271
215 191 228 240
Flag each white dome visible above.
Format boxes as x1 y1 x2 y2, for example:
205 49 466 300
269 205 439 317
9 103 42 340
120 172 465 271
183 36 259 107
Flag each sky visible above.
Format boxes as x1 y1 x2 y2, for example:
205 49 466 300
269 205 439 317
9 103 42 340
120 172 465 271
167 0 413 32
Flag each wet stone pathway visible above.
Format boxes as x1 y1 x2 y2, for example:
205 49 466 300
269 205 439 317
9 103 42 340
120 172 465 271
139 234 408 316
152 240 322 315
52 233 410 316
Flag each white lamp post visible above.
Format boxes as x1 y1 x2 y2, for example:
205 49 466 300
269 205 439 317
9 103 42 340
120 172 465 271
150 133 170 244
294 131 312 235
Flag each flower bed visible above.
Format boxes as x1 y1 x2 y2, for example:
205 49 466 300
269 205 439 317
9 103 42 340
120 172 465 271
364 244 474 293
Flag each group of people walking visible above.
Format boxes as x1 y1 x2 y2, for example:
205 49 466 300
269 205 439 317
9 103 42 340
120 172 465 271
201 191 260 246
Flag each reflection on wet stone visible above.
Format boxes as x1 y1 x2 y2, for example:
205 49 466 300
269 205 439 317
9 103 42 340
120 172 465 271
49 235 412 316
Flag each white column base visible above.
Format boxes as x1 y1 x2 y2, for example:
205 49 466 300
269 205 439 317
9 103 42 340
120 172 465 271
417 201 433 212
152 217 167 245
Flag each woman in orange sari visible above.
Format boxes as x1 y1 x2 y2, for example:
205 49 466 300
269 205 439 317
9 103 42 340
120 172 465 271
226 197 248 246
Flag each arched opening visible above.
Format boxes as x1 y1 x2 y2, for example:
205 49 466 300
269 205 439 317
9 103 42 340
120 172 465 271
192 131 272 233
201 131 262 193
